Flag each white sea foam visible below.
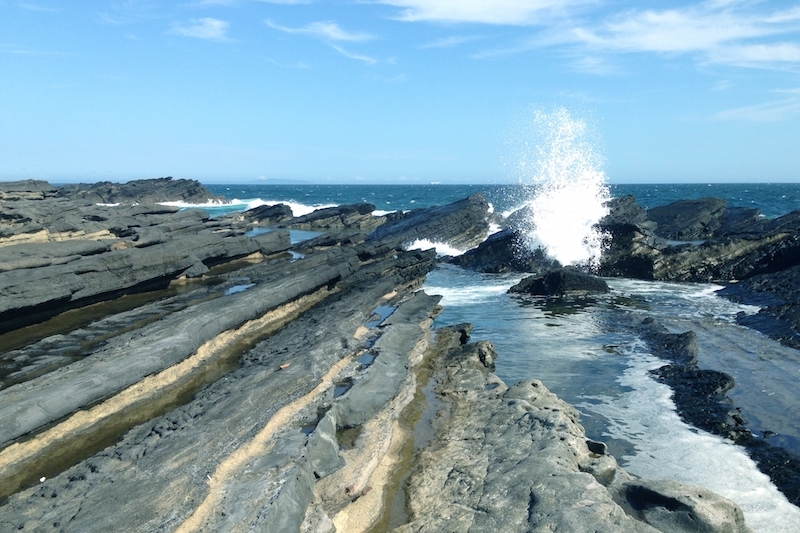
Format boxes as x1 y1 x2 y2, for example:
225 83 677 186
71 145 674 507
488 222 503 235
158 199 229 209
516 108 611 268
578 344 800 533
405 239 465 258
607 278 762 322
234 198 337 217
424 282 515 307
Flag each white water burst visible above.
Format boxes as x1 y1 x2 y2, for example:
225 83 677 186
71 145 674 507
518 108 611 268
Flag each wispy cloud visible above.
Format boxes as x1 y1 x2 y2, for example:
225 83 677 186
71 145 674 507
263 56 312 69
330 44 377 64
266 19 377 63
715 97 800 121
568 1 800 68
256 0 315 4
418 35 482 49
191 0 239 6
378 0 589 25
169 18 230 40
17 2 60 12
100 1 164 25
0 43 65 55
266 20 374 42
569 55 622 75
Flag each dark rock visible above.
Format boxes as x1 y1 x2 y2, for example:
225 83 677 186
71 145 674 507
597 196 666 280
56 177 226 205
449 228 559 273
637 317 744 438
503 204 534 231
368 194 491 251
602 195 656 231
648 197 729 240
636 317 699 366
717 267 800 349
652 231 800 282
652 365 743 437
587 439 607 455
242 203 293 225
637 317 800 506
509 267 609 297
718 207 764 236
282 203 381 231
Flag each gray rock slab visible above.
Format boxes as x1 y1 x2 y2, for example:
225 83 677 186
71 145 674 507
0 257 432 532
0 249 360 447
393 337 753 533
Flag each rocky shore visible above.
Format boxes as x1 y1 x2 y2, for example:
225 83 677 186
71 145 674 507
0 178 792 531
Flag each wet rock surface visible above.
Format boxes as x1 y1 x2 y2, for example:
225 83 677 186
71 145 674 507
508 266 609 296
392 328 752 533
448 228 559 273
368 194 491 250
636 317 800 507
589 195 800 348
0 179 776 532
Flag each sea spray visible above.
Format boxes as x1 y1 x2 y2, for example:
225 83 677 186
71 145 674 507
517 108 611 269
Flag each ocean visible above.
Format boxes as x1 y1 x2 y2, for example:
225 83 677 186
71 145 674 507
192 181 800 532
200 182 800 220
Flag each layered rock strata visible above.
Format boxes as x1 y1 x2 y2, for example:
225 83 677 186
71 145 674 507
0 180 764 532
56 177 226 205
390 326 752 533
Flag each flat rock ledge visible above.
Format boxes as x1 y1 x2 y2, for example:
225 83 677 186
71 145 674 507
392 327 752 533
0 182 756 533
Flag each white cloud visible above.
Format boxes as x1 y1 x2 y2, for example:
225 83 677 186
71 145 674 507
193 0 239 6
715 97 800 121
330 44 377 64
17 3 60 12
266 19 377 63
266 20 374 42
418 35 482 48
379 0 589 25
0 43 65 55
169 18 230 40
708 43 800 66
711 79 733 91
570 55 622 75
569 1 800 67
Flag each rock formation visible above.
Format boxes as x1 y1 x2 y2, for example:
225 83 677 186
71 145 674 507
0 179 769 532
393 327 752 533
56 176 226 205
509 266 610 296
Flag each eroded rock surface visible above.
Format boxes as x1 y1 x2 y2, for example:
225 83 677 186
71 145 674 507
509 266 609 296
393 329 752 533
0 182 768 532
56 177 225 205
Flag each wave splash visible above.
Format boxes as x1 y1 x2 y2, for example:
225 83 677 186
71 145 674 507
517 108 611 269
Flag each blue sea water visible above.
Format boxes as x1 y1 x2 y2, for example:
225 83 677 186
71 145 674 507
203 182 800 219
198 181 800 531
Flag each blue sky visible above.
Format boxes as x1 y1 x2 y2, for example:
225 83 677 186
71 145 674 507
1 0 799 184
